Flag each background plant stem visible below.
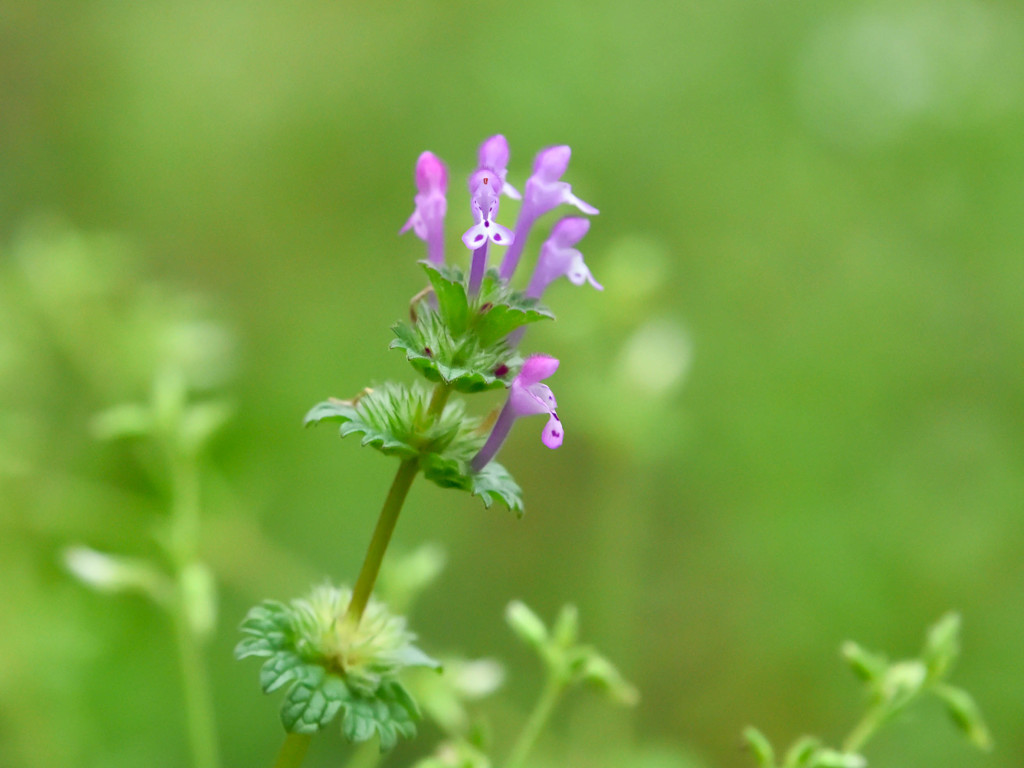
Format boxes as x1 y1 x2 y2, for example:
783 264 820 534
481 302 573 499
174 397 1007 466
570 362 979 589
504 673 566 768
172 600 220 768
167 447 221 768
842 704 888 754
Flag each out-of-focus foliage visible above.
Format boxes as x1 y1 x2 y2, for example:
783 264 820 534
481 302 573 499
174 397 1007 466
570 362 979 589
2 1 1023 767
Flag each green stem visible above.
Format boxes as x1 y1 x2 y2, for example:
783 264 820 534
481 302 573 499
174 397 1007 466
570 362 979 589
272 733 313 768
166 452 220 768
345 456 420 624
345 383 452 625
842 705 888 754
173 601 220 768
504 673 566 768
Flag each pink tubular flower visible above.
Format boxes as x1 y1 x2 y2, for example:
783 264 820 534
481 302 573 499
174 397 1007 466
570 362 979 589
462 163 514 296
478 134 521 200
461 170 514 251
526 217 602 298
399 151 448 265
470 356 563 472
499 145 598 280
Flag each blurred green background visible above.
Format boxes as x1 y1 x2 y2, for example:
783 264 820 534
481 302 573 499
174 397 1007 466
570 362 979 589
2 1 1022 767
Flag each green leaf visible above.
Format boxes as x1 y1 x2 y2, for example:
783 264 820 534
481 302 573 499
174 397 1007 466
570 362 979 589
580 650 640 706
391 312 515 393
922 612 961 682
340 680 420 752
422 263 469 337
303 399 354 426
505 601 548 650
179 400 233 454
236 601 294 658
304 383 465 458
280 666 346 733
469 461 524 513
260 651 307 694
62 545 172 604
473 300 552 347
393 267 551 392
91 403 153 440
234 634 278 659
420 452 524 514
806 749 865 768
933 684 993 751
880 660 927 708
742 727 776 768
840 641 887 683
781 736 820 768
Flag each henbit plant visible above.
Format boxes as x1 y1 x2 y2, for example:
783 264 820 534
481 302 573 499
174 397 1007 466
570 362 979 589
743 613 991 768
235 136 629 767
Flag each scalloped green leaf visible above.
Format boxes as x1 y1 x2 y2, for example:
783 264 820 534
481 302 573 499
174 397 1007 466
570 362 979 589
260 651 307 694
235 634 278 659
236 601 294 658
422 263 469 337
394 266 551 392
421 452 523 515
304 399 354 427
340 680 420 752
474 301 552 347
305 384 464 458
281 666 347 733
391 313 514 393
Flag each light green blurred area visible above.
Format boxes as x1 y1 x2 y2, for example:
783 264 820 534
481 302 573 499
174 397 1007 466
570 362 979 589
2 1 1023 767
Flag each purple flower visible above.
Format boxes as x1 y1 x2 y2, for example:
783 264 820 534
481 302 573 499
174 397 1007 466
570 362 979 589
462 163 514 296
526 217 603 298
499 145 599 281
471 356 563 472
478 134 521 201
400 151 448 265
461 170 514 251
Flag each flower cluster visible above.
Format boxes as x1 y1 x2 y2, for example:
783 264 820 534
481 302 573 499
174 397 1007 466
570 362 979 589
401 135 601 471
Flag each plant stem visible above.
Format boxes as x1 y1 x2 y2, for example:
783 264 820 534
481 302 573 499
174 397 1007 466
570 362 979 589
345 456 420 624
346 383 452 625
272 734 313 768
504 673 566 768
173 600 220 768
842 705 888 754
167 449 221 768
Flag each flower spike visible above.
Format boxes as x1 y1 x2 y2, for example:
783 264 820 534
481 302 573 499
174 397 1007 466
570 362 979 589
499 145 598 280
526 217 602 298
400 151 448 265
471 356 563 472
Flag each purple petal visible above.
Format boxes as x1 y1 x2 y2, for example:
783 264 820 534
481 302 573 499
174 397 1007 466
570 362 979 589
567 192 599 215
478 135 510 172
462 223 489 249
549 217 591 247
415 151 448 195
488 221 514 246
509 381 557 417
566 253 603 289
518 355 560 385
532 145 571 182
541 414 563 449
